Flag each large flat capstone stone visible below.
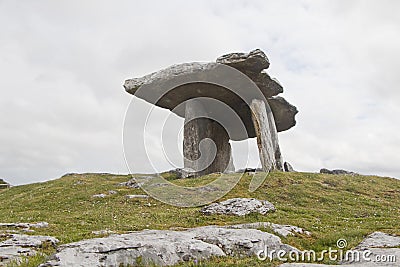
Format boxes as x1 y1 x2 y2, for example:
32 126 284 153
124 49 298 141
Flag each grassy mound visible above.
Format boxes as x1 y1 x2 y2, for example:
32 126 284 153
0 171 399 266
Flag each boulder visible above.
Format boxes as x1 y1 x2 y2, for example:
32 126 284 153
200 198 276 216
40 225 297 267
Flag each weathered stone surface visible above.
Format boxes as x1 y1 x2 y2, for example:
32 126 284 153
91 230 115 236
183 99 233 177
117 177 144 188
41 225 297 267
227 222 311 237
250 99 283 172
0 234 58 265
201 198 275 216
244 71 283 97
188 226 298 257
279 232 400 267
124 62 297 140
355 232 400 249
284 162 295 172
268 96 298 132
216 49 270 72
320 168 357 175
0 222 49 231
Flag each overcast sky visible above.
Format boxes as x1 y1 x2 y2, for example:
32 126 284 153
1 0 400 185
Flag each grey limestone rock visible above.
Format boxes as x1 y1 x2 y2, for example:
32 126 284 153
201 198 276 216
279 231 400 267
355 232 400 249
227 222 311 237
41 225 297 267
0 234 58 265
320 168 357 175
216 49 270 72
123 58 297 140
117 178 144 188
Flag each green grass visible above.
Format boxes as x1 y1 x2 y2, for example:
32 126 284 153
0 171 399 266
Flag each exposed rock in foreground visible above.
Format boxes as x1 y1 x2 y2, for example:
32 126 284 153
40 226 297 267
201 198 276 216
226 222 311 237
279 231 400 267
355 232 400 249
0 234 58 265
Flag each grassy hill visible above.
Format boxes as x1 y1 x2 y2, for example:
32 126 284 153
0 171 399 266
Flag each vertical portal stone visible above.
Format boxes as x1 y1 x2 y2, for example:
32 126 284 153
250 99 283 172
183 99 234 177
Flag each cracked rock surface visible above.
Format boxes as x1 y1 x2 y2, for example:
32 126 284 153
0 234 58 266
200 198 276 216
40 225 296 267
279 231 400 267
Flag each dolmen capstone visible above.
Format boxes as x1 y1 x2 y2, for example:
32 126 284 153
124 49 298 177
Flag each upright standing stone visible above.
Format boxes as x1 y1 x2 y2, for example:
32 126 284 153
183 99 234 177
250 99 283 172
264 100 283 170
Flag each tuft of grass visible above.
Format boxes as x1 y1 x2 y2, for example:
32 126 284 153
0 171 399 266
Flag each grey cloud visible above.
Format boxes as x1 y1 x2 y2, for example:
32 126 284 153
1 0 399 184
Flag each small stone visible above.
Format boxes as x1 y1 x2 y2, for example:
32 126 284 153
118 178 144 188
125 194 149 199
92 194 107 198
284 162 295 172
168 168 195 179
